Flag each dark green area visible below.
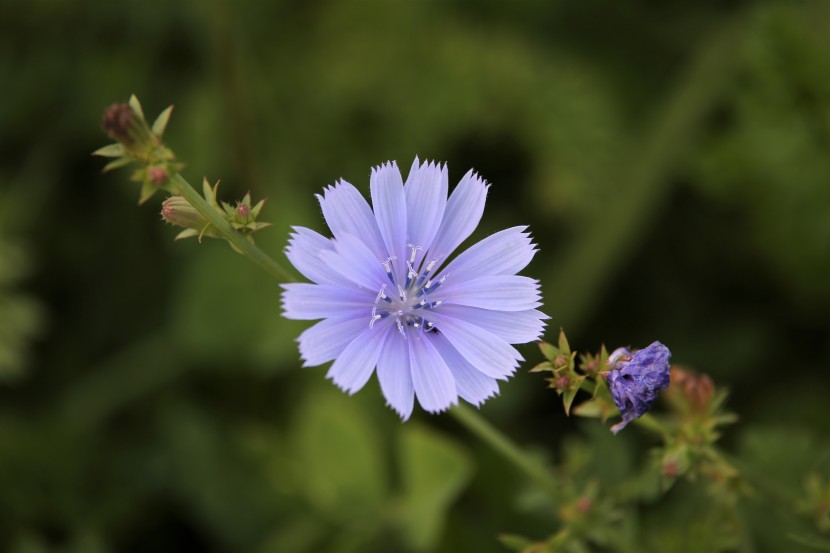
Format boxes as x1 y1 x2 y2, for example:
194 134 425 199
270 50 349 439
1 0 829 551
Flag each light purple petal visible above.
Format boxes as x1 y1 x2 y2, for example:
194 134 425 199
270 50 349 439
404 158 447 268
427 170 488 263
425 311 522 379
432 305 548 344
409 333 458 413
318 233 387 291
285 226 340 285
317 180 386 259
431 333 500 406
281 283 372 320
326 321 391 394
376 333 415 420
440 275 541 311
439 226 536 283
298 315 369 367
370 162 408 277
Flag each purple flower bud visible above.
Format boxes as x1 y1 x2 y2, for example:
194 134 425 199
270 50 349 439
606 341 671 434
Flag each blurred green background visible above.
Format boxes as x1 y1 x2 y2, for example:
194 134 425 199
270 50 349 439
2 0 830 551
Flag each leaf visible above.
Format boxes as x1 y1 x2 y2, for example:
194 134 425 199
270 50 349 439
399 423 473 551
293 387 387 520
789 533 830 552
151 105 174 137
92 143 125 157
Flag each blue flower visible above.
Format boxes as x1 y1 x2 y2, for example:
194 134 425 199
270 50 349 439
606 341 671 434
282 158 547 419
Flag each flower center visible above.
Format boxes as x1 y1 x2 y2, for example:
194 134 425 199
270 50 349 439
369 244 448 337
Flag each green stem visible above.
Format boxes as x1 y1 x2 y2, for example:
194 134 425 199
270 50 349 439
450 404 559 498
171 172 296 283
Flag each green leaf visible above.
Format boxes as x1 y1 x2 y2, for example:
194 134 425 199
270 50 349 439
151 105 174 137
293 387 387 520
399 423 473 551
789 533 830 552
92 143 125 157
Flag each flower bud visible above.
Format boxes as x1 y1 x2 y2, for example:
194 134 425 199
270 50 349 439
606 341 671 434
149 166 169 186
161 196 220 241
669 367 714 412
102 103 135 143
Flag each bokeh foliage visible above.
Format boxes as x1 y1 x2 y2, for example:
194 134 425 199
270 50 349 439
1 0 830 551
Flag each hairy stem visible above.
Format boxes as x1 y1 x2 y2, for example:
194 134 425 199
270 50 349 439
171 172 296 283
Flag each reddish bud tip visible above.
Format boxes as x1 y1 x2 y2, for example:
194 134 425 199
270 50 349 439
236 203 250 218
149 166 168 185
577 497 592 514
670 367 715 412
555 375 570 390
663 462 679 477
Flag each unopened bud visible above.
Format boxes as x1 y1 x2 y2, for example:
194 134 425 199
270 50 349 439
149 166 168 186
236 203 250 219
161 196 205 228
102 103 135 143
555 375 570 390
669 367 715 412
576 497 592 514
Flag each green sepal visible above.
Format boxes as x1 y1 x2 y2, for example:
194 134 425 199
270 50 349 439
128 94 145 121
102 157 132 173
251 198 266 218
561 375 586 416
572 397 616 422
137 181 158 205
557 328 571 356
175 228 200 241
539 341 558 362
529 361 553 373
93 143 125 158
152 105 174 137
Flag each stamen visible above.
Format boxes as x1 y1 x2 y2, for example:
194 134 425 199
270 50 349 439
396 318 406 337
369 306 382 328
397 285 407 301
380 256 397 284
407 244 422 264
374 284 387 304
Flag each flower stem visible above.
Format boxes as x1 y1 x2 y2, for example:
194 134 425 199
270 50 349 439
450 404 559 498
170 172 296 283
